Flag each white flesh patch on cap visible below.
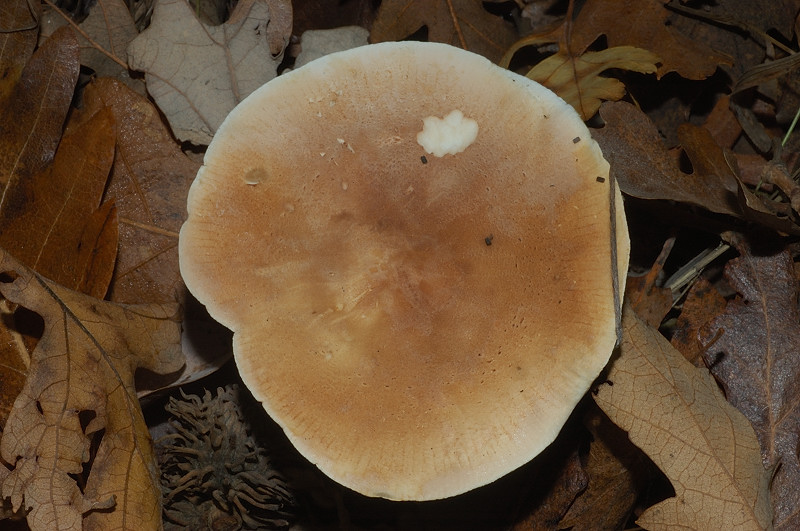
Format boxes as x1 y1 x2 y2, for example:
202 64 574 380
416 109 478 157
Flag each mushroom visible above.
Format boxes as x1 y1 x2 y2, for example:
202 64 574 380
179 41 629 501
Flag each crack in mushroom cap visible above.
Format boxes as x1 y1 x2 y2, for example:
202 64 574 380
179 41 629 501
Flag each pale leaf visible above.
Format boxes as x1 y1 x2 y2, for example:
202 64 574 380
0 250 183 531
595 307 772 530
526 45 659 120
127 0 289 144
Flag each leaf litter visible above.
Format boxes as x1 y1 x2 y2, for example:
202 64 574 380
3 0 800 528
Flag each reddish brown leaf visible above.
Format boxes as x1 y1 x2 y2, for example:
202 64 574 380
703 95 742 150
595 102 741 216
72 78 199 305
512 449 587 531
370 0 518 63
699 237 800 529
569 0 731 79
0 106 118 298
0 27 79 208
670 277 727 366
625 236 675 328
0 0 39 105
560 407 646 530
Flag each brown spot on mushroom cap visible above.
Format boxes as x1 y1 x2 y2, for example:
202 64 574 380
179 42 629 501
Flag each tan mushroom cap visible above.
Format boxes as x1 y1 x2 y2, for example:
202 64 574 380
179 41 629 501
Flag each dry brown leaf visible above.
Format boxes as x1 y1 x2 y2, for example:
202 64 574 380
624 236 674 328
0 0 39 105
0 26 78 203
0 106 118 299
39 0 137 80
370 0 518 63
595 102 744 217
69 78 231 394
699 238 800 530
0 249 183 531
670 277 727 366
70 78 198 306
511 449 587 530
595 307 772 530
126 0 289 144
569 0 731 79
560 407 647 530
525 45 659 120
0 25 80 437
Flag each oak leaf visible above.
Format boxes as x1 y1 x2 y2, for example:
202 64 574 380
699 238 800 530
0 249 183 531
524 45 659 120
569 0 731 79
0 27 78 203
0 106 118 299
69 77 198 306
0 25 85 435
593 102 789 226
595 307 772 530
126 0 289 144
370 0 518 63
68 78 231 394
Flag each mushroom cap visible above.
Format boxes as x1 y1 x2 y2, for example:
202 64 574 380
179 41 629 501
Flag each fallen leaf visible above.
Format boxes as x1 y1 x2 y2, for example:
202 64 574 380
670 277 727 366
596 103 800 235
0 26 79 202
525 45 660 120
0 300 33 431
625 236 674 328
69 77 198 306
39 0 137 81
703 95 742 150
292 0 376 37
695 0 800 43
127 0 287 144
0 249 183 531
0 106 118 299
699 237 800 530
69 78 231 394
370 0 518 63
511 449 587 530
560 406 648 530
595 307 772 530
0 25 80 437
595 102 741 217
569 0 731 79
0 0 39 105
263 0 293 57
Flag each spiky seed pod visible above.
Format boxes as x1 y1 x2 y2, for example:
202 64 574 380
158 385 294 530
